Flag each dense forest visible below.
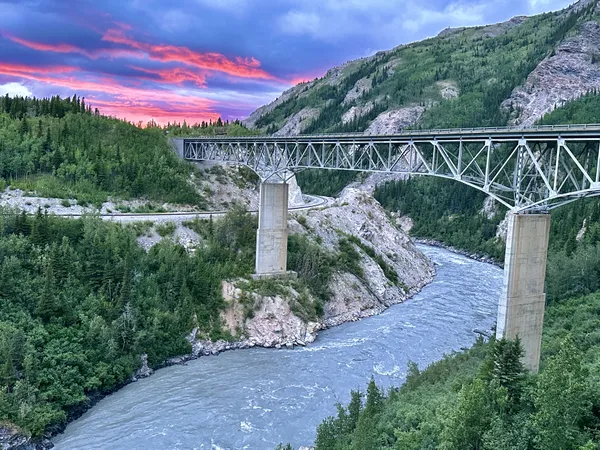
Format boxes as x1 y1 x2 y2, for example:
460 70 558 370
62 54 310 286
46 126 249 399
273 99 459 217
0 95 204 207
164 118 256 137
0 203 352 437
0 209 237 435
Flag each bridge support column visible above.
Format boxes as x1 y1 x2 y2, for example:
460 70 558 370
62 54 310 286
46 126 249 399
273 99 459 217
255 182 288 276
496 213 551 373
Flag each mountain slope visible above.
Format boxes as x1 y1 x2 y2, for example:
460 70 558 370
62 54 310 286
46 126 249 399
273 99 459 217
244 0 600 135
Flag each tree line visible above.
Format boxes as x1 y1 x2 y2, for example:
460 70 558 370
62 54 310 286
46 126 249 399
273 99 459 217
0 95 204 206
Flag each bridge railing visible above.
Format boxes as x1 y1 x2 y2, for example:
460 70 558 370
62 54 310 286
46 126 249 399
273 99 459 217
181 123 600 140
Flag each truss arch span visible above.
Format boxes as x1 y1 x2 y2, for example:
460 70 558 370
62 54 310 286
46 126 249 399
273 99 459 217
178 125 600 212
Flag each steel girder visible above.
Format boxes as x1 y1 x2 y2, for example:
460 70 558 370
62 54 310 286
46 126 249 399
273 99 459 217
180 130 600 212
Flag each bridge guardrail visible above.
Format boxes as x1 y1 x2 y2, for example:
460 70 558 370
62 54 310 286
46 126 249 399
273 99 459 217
179 123 600 140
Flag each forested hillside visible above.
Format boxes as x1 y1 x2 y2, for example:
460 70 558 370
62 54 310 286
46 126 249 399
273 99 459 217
0 95 203 207
0 203 354 437
249 1 596 135
0 210 237 436
165 118 256 137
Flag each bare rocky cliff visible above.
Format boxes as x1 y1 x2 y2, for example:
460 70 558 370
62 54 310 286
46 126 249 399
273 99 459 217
208 186 434 349
194 162 304 209
503 14 600 126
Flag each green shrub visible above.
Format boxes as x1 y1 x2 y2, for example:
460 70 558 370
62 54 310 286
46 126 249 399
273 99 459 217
156 222 176 237
297 215 308 228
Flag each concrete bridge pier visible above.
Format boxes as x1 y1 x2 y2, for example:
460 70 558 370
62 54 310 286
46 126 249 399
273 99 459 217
496 213 551 373
255 181 289 276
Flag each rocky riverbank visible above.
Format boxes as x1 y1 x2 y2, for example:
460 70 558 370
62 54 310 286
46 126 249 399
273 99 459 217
0 427 53 450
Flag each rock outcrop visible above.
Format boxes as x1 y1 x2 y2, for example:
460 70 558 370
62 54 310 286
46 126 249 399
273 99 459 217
195 163 305 210
273 107 320 136
364 106 425 135
437 80 459 99
343 77 372 104
439 15 526 39
220 281 323 348
242 81 315 128
0 426 52 450
212 187 434 348
134 353 154 379
342 102 374 124
503 18 600 126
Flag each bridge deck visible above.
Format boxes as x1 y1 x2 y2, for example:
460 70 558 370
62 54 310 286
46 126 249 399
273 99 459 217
182 124 600 142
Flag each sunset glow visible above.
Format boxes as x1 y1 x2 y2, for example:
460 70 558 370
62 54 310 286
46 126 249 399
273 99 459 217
0 0 570 125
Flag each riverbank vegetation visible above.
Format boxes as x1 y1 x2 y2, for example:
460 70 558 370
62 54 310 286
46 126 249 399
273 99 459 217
0 205 349 437
272 292 600 450
0 209 234 435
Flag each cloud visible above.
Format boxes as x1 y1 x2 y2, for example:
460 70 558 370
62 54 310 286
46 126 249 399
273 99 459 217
276 0 566 45
4 25 276 81
527 0 573 13
7 34 86 55
87 98 221 125
3 33 143 60
278 10 322 37
193 0 249 13
401 1 487 33
0 63 216 113
0 82 32 97
102 26 275 80
130 65 208 87
0 62 78 76
277 0 488 42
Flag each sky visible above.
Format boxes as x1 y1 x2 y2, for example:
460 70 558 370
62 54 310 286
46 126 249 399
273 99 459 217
0 0 575 125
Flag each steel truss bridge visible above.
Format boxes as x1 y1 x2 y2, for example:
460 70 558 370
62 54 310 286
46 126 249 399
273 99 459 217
180 124 600 212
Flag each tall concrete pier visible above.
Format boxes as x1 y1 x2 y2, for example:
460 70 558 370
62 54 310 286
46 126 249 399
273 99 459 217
496 213 551 373
255 182 289 275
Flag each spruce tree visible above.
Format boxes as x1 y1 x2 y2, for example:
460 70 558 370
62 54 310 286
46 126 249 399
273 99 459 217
36 262 57 323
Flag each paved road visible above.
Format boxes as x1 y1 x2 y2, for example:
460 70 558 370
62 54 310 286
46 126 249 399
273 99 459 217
48 195 333 223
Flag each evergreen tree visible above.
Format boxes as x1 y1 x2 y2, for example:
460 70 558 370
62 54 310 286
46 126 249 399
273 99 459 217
36 263 57 323
0 343 15 388
533 336 593 450
351 379 383 450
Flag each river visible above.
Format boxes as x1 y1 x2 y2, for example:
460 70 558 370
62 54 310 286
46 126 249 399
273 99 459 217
52 245 503 450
